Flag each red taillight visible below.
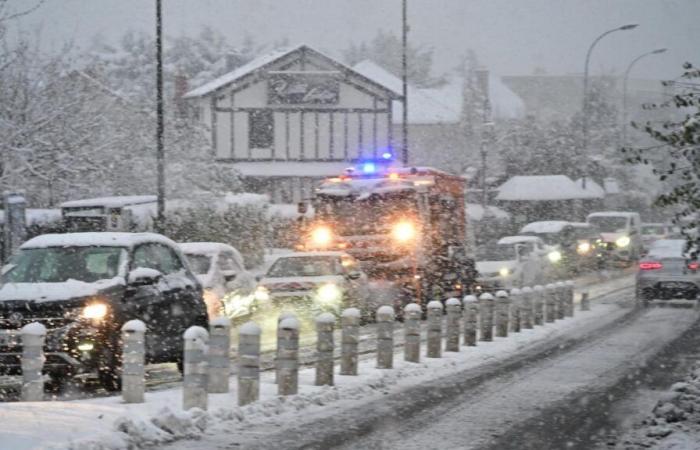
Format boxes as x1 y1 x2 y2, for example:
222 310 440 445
639 261 663 270
688 262 699 270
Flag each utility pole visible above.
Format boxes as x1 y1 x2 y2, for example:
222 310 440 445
401 0 408 165
155 0 165 232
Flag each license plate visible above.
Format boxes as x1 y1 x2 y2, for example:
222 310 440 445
0 330 19 347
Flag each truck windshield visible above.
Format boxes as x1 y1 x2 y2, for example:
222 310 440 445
1 246 126 283
316 192 418 236
588 216 628 233
476 244 517 262
267 256 342 277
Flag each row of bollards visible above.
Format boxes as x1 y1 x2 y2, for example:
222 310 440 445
14 279 585 407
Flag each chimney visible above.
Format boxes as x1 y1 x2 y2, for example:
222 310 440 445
174 74 188 116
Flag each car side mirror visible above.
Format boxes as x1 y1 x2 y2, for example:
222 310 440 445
255 274 263 282
128 268 162 286
347 271 362 280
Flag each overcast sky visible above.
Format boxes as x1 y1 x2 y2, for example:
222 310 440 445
6 0 699 81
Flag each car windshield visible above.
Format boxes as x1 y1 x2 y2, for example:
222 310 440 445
476 244 517 262
184 253 212 275
267 256 342 277
1 246 127 283
642 225 666 235
588 216 629 233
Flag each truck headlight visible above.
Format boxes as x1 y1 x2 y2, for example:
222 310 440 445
547 251 562 263
310 226 333 247
81 303 108 320
392 221 416 243
499 267 510 277
576 242 591 255
317 283 342 304
616 236 630 248
254 286 270 302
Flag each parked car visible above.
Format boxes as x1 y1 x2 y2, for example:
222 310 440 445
587 211 643 264
475 236 549 290
640 223 672 251
179 242 256 321
636 239 700 307
254 251 371 321
0 232 208 391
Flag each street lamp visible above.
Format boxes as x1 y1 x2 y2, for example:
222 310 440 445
581 23 638 153
622 48 667 146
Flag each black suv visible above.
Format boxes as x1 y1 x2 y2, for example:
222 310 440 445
0 232 208 390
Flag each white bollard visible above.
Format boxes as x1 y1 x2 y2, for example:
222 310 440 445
510 288 522 333
315 313 335 386
565 280 575 317
479 293 495 341
238 321 261 406
520 287 534 329
275 311 296 384
340 308 360 375
376 306 395 369
404 303 422 363
277 316 299 396
544 284 557 323
462 295 479 346
581 291 590 311
494 290 510 338
121 320 146 404
445 298 461 352
426 301 443 358
555 282 566 320
183 326 209 411
21 322 46 402
208 317 230 394
533 285 545 325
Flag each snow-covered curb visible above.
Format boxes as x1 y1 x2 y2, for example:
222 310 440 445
0 280 634 450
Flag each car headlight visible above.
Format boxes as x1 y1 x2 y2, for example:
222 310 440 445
547 251 562 263
499 267 510 277
576 242 591 255
316 283 342 304
616 236 630 248
392 220 416 243
254 286 270 302
81 303 108 320
310 226 333 247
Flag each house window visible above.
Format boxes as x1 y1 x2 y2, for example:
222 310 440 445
249 110 274 149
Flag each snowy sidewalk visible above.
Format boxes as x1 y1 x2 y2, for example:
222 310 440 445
0 275 636 450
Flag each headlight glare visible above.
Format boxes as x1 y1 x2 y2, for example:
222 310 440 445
81 303 108 320
392 221 416 243
576 242 591 255
498 267 510 277
254 286 270 302
317 283 342 303
310 226 333 247
547 251 562 263
616 236 631 248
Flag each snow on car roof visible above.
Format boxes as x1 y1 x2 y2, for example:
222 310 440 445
647 239 689 259
520 221 571 234
498 235 542 245
587 211 639 218
21 232 176 249
178 242 238 255
60 195 157 208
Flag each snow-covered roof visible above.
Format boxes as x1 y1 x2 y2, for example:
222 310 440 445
574 178 606 198
496 175 603 201
21 232 176 249
465 203 510 221
178 242 238 255
497 235 543 245
233 162 351 178
520 221 572 234
185 45 400 100
603 178 621 195
60 195 157 209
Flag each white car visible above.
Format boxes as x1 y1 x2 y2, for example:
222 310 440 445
179 242 256 320
641 222 672 250
255 251 371 320
475 235 549 290
587 211 643 263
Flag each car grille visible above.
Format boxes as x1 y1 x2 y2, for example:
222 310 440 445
0 304 77 330
0 317 73 330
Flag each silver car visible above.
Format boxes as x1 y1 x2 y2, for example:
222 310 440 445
636 239 700 307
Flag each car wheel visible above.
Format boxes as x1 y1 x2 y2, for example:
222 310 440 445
97 345 122 392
